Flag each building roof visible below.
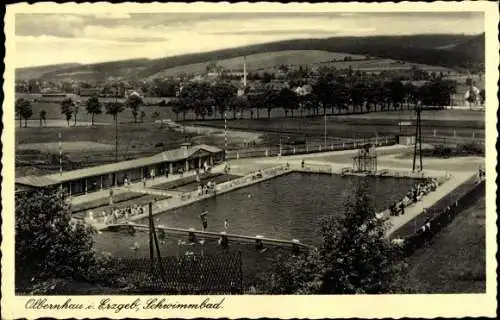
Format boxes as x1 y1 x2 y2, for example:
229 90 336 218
16 144 223 188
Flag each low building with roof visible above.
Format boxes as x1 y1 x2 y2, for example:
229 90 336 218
16 144 224 196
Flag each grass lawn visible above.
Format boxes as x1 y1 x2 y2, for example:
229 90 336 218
17 141 115 153
403 194 485 293
188 115 484 142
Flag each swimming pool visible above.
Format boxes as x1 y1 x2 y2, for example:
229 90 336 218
95 172 417 251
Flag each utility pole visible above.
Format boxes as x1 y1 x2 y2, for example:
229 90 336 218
324 113 327 149
58 132 63 191
412 104 423 172
148 202 165 281
114 84 119 162
224 111 228 162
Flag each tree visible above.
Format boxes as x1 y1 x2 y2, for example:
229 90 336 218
387 79 405 110
261 89 279 119
15 98 32 128
262 181 406 294
85 96 102 126
105 101 125 160
403 82 418 109
228 96 249 120
312 77 333 115
15 190 97 289
126 93 143 123
179 82 212 120
73 103 80 127
60 98 74 127
210 82 237 119
330 82 350 114
40 109 47 127
350 83 367 113
278 88 299 118
169 98 185 121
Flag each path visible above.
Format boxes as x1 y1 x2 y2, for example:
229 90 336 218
385 171 475 238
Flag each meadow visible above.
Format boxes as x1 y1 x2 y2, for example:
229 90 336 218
403 194 485 293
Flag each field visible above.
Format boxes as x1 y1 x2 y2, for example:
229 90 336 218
15 123 196 177
316 58 452 73
17 141 114 152
403 194 485 293
189 112 485 144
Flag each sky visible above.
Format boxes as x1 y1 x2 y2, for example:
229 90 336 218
15 12 484 68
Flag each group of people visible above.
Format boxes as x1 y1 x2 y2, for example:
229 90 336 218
197 180 217 196
389 178 439 216
89 204 146 225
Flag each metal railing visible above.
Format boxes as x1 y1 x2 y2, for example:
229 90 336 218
226 136 397 160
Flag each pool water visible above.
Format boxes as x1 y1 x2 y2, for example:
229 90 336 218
95 172 417 252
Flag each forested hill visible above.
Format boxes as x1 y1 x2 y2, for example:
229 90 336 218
17 33 484 80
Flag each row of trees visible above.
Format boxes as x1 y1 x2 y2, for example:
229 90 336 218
15 93 145 128
167 76 463 121
15 75 483 127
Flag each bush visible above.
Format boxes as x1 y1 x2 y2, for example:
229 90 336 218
15 190 105 290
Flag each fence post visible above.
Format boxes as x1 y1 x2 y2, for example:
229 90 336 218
385 137 388 145
433 129 436 137
342 142 345 149
236 152 239 160
265 149 268 157
453 129 456 137
293 147 296 154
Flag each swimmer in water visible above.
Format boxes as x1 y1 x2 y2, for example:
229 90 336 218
248 193 252 198
130 242 140 251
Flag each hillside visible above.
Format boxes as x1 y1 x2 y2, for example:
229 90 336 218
16 63 81 80
148 50 369 79
16 33 484 81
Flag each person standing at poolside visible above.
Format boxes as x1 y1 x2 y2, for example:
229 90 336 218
200 211 208 231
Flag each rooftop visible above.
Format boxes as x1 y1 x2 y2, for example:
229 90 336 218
16 144 223 188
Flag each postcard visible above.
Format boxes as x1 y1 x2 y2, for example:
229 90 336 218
2 2 498 318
